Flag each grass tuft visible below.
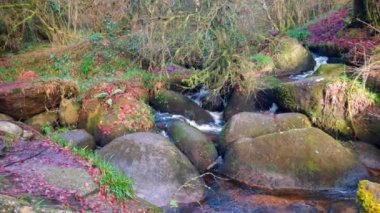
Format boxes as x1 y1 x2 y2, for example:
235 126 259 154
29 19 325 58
41 125 134 201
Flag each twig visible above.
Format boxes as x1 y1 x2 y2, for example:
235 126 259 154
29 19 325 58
356 18 380 34
3 150 45 168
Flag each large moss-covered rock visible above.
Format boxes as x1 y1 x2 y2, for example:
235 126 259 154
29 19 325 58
273 37 316 76
167 121 218 172
150 89 214 124
315 64 346 78
274 77 375 138
357 180 380 213
220 112 311 150
97 133 205 207
0 80 78 120
222 128 368 191
79 82 154 146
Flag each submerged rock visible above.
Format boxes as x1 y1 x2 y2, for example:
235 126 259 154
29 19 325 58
57 129 95 150
97 133 205 207
0 80 78 120
150 89 214 124
357 180 380 212
222 128 368 192
273 37 316 76
167 121 218 172
220 112 311 150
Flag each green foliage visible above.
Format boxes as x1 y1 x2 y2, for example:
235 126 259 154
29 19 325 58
0 66 15 82
286 27 311 41
249 53 274 68
79 53 94 76
41 124 134 201
50 54 72 76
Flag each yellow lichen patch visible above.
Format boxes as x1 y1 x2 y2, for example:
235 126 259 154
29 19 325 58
357 180 380 213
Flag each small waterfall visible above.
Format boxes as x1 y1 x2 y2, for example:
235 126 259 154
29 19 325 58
289 55 328 80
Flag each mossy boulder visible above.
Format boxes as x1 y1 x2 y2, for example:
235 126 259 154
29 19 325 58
79 82 154 146
0 80 78 120
201 94 224 112
25 111 58 131
352 107 380 146
167 121 218 172
59 98 79 126
315 64 346 78
224 87 278 120
97 133 205 207
220 112 311 150
274 77 375 138
273 37 316 76
357 180 380 213
221 128 368 192
150 89 214 124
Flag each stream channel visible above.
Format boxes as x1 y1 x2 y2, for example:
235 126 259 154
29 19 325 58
154 55 359 213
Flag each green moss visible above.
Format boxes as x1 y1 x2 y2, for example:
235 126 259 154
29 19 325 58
357 181 380 213
154 91 170 108
87 105 104 134
275 84 297 110
315 64 346 78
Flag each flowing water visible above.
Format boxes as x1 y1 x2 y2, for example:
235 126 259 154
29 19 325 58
289 55 328 81
154 55 360 212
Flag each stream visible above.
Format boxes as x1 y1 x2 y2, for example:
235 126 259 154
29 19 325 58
154 55 359 213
